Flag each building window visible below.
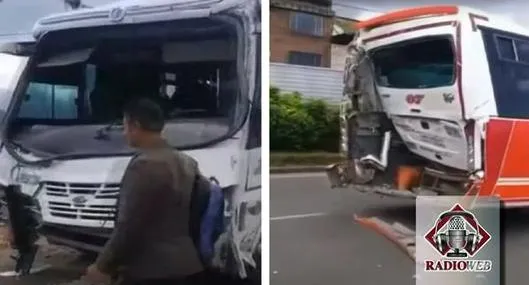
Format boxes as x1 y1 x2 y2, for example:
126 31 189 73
288 51 322 66
290 12 324 37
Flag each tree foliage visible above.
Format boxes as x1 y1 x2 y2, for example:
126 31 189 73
270 87 339 152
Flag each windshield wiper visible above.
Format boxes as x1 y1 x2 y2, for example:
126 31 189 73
94 119 123 140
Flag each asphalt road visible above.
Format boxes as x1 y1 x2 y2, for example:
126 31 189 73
270 172 529 285
0 245 90 285
0 246 252 285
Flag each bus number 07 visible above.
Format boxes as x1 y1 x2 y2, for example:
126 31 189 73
406 94 424 104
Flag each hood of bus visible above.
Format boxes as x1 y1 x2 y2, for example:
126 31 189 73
13 137 243 196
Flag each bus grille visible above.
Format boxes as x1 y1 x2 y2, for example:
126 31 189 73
44 182 119 221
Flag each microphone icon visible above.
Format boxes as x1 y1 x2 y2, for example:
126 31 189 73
428 204 489 259
446 215 469 257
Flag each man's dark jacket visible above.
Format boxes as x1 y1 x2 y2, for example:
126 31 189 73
95 140 204 281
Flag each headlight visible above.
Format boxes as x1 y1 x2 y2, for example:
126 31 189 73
14 168 41 185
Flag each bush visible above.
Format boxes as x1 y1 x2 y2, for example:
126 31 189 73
270 87 339 152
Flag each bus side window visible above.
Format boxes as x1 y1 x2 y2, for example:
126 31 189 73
54 85 78 119
19 83 53 119
18 82 78 119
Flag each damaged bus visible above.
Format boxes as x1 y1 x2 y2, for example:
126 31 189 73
326 5 529 207
0 0 261 280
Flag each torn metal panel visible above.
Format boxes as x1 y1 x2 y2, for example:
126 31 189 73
354 215 416 262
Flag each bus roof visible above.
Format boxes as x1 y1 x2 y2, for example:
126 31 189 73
354 5 529 38
355 5 459 30
32 0 248 39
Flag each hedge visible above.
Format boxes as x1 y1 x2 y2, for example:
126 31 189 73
270 87 340 152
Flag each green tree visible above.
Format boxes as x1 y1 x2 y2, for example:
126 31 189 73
270 87 339 152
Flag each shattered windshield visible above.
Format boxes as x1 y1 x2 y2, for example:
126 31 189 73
9 18 246 156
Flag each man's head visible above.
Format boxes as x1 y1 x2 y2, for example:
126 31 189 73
122 98 165 148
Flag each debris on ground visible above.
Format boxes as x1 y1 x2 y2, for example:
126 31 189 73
0 226 255 284
354 215 416 262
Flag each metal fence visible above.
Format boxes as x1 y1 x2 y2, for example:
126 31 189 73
270 62 343 103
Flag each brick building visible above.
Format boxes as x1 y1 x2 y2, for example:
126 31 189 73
269 0 364 102
270 0 334 67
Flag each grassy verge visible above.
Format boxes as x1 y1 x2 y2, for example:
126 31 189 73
270 152 341 167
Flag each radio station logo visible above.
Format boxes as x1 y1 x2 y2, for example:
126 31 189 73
423 203 492 272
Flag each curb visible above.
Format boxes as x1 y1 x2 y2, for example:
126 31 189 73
270 165 328 173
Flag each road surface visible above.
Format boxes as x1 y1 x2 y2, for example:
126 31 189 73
0 242 89 285
271 172 415 285
270 172 529 285
0 244 253 285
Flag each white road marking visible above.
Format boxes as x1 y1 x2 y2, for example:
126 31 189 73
0 264 51 277
270 212 328 221
270 172 326 179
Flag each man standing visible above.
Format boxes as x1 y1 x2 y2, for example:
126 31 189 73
84 98 204 285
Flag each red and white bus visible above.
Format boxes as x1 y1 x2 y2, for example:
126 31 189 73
326 5 529 207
